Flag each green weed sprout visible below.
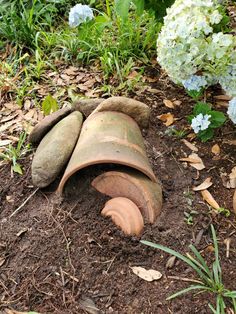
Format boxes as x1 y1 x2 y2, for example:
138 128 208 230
0 131 31 174
141 225 236 313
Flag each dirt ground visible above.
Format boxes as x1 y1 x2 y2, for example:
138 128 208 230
0 67 236 314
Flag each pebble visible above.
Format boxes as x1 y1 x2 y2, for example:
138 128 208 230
31 111 83 188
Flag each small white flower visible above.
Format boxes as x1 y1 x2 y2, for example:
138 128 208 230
69 4 94 27
182 75 208 91
227 97 236 124
191 113 211 133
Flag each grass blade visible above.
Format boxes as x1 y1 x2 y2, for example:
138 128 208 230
166 284 211 300
141 240 209 283
189 244 213 279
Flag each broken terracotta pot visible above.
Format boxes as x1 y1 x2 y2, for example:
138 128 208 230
58 111 156 194
92 169 162 223
101 197 144 236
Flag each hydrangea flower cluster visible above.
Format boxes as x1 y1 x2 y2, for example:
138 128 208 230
227 98 236 124
69 4 94 27
157 0 236 124
191 113 211 133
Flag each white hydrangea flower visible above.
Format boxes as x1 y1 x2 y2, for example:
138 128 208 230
69 4 94 27
182 75 208 91
227 98 236 124
191 114 211 133
156 0 236 97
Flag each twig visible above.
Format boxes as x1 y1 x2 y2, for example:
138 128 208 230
168 275 203 284
106 255 116 273
9 188 39 218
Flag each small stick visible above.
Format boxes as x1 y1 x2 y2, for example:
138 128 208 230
9 188 39 218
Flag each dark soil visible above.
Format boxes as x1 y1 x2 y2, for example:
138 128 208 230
0 68 236 314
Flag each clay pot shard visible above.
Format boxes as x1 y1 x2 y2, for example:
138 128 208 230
58 111 156 194
91 96 150 128
29 107 72 144
92 169 162 223
31 111 83 188
101 197 144 236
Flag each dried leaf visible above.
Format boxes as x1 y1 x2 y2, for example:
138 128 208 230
201 190 220 209
211 144 220 155
166 256 176 269
179 157 201 163
220 172 231 189
233 189 236 214
1 113 18 123
63 66 79 76
24 99 32 110
214 95 231 101
173 100 182 106
147 88 163 94
223 139 236 146
158 113 175 126
131 266 162 282
163 99 174 109
193 177 212 191
179 153 205 170
0 140 12 147
6 195 14 203
229 167 236 189
181 139 198 152
0 257 6 267
79 296 100 314
127 70 139 79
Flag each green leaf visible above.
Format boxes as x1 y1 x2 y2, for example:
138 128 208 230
198 128 214 142
133 0 145 15
12 163 23 175
211 225 222 284
193 102 211 115
209 111 226 128
140 240 210 283
166 284 211 300
187 89 203 100
114 0 132 21
189 245 213 281
41 94 58 116
187 114 194 123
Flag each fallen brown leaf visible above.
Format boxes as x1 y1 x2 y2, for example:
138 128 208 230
201 190 220 209
131 266 162 282
193 177 212 191
213 95 231 101
179 157 201 163
229 167 236 188
211 144 220 155
179 153 205 170
158 113 175 126
166 256 176 269
173 100 182 106
0 257 6 267
233 189 236 214
163 99 174 109
181 139 198 152
127 70 139 79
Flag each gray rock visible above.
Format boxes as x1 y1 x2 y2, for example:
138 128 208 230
72 98 103 117
29 107 72 144
91 96 150 128
31 111 83 188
